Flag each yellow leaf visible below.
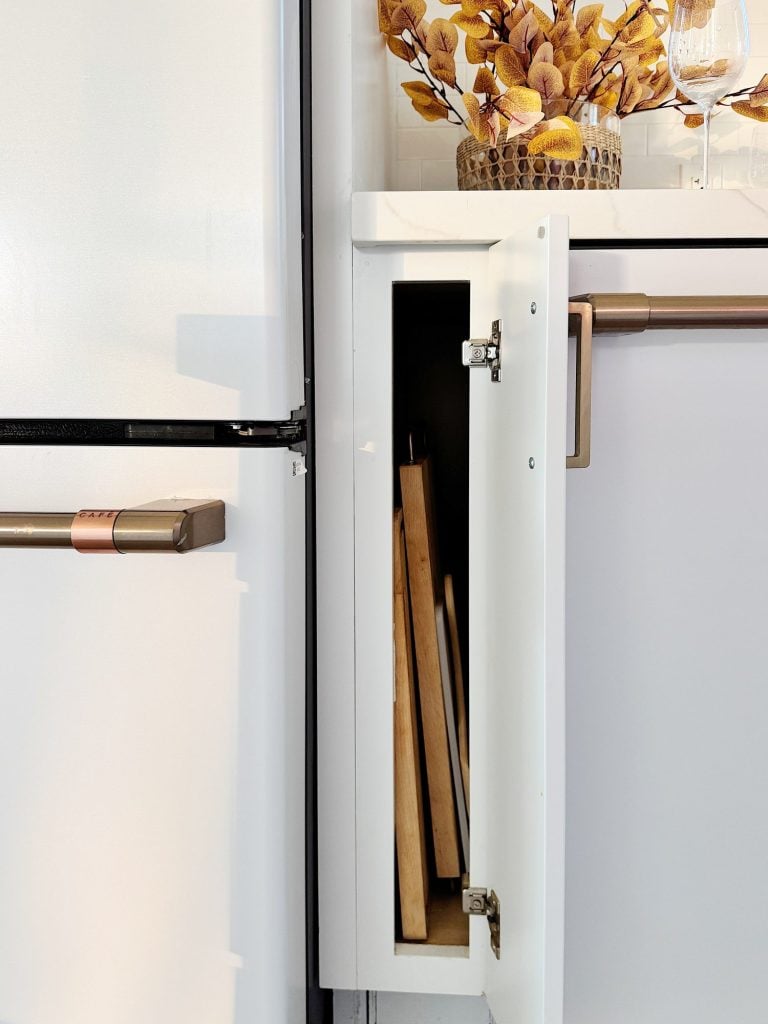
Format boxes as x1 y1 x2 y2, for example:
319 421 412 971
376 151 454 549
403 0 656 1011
732 100 768 122
621 10 657 45
466 34 492 63
612 0 644 32
429 49 457 86
594 89 618 109
529 4 554 34
684 113 704 128
569 49 601 94
635 37 665 66
576 3 603 36
474 66 500 94
387 35 414 61
527 61 565 103
463 92 487 140
495 44 527 86
584 27 606 53
501 85 543 112
391 0 427 35
450 11 491 38
527 126 583 159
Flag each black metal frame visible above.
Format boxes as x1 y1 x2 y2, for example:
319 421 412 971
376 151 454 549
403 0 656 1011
0 418 306 448
300 0 331 1020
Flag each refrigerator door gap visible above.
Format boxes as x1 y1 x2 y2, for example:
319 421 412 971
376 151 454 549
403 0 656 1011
0 416 306 449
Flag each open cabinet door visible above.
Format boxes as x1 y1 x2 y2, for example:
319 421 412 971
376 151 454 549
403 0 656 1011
470 216 569 1024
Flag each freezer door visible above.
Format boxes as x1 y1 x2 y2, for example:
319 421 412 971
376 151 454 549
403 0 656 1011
0 446 305 1024
470 217 569 1024
0 1 303 420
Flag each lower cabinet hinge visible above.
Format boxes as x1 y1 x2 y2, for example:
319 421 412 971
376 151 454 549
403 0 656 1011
461 319 502 383
462 886 501 959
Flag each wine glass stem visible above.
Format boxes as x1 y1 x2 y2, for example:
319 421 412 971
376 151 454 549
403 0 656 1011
703 109 712 189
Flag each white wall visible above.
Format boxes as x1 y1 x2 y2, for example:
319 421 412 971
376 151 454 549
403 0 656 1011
383 0 768 190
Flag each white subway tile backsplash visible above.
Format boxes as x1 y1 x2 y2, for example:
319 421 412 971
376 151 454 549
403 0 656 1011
620 124 648 157
394 160 423 190
421 158 459 190
397 125 463 161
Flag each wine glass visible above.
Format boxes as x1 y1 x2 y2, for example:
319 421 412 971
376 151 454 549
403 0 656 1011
668 0 750 189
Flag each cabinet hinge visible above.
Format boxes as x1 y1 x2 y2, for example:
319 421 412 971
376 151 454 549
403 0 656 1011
462 886 501 959
462 319 502 383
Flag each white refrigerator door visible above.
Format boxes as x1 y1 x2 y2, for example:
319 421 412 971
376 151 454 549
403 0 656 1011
0 446 306 1024
471 217 569 1024
0 1 307 1021
0 0 303 419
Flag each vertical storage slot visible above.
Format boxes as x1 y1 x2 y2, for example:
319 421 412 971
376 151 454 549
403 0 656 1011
392 282 471 952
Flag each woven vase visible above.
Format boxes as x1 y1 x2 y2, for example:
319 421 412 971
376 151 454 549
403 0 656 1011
457 124 622 191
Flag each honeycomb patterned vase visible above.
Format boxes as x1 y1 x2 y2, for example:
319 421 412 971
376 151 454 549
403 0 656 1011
456 126 622 191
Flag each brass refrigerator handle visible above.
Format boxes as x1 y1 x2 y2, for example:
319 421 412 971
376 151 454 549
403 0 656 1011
567 302 593 470
0 499 225 553
567 294 768 470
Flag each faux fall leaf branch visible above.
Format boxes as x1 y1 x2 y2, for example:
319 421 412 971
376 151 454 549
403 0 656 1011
379 0 768 159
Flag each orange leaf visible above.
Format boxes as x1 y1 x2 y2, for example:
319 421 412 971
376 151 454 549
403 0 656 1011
387 35 414 61
684 113 705 128
750 73 768 107
391 0 427 36
508 9 539 53
429 49 457 86
426 17 459 54
531 42 554 67
450 11 491 38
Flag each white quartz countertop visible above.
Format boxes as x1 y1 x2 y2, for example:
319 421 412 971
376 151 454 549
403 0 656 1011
351 190 768 245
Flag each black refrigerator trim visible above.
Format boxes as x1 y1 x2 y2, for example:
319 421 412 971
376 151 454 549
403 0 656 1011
300 0 331 1021
0 417 306 450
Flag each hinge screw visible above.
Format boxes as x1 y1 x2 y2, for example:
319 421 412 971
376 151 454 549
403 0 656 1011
530 301 537 315
529 457 535 469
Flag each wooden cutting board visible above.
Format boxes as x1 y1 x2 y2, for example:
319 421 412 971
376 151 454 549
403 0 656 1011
445 574 469 812
400 458 461 878
393 509 429 940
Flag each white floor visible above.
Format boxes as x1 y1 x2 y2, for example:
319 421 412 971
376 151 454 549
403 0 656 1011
334 991 491 1024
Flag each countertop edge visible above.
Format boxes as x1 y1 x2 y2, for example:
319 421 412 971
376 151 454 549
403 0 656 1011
351 190 768 246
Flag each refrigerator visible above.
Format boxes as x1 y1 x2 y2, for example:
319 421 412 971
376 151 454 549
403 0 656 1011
0 3 311 1023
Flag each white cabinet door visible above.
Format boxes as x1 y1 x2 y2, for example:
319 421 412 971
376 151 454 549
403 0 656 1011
470 217 569 1024
336 219 570 1011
